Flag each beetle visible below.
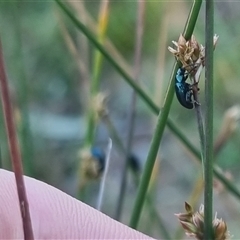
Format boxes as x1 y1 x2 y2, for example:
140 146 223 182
175 67 194 109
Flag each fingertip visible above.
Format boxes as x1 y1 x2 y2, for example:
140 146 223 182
0 169 153 239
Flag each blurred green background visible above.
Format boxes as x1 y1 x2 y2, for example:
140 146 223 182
0 1 240 238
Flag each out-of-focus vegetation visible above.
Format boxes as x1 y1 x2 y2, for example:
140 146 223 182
0 1 240 238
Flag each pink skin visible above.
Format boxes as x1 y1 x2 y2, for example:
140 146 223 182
0 169 153 239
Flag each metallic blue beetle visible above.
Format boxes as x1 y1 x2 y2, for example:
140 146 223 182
175 67 194 109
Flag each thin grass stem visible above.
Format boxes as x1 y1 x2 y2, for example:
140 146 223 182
0 41 34 240
204 0 214 237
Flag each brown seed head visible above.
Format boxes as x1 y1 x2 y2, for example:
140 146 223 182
213 214 231 240
176 203 230 240
168 34 219 82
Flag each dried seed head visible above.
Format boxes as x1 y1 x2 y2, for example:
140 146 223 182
176 203 231 240
168 34 203 70
168 34 219 82
190 35 201 62
213 213 231 240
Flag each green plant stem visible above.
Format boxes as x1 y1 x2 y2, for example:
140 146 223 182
204 0 214 238
183 0 202 38
55 0 240 202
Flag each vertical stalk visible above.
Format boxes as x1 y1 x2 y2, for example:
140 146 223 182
0 41 34 239
204 0 214 238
